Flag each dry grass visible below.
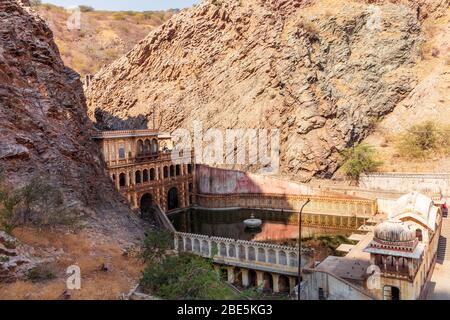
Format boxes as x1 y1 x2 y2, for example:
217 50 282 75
34 4 174 76
0 227 144 300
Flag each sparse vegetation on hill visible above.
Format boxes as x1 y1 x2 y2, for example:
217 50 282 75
32 3 174 76
0 169 79 234
340 144 383 184
396 121 450 159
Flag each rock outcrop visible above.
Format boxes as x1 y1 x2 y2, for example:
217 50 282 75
85 0 444 181
0 0 143 240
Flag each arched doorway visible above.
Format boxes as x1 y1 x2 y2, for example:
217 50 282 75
248 270 257 288
140 193 154 220
278 275 290 294
168 187 179 210
119 173 126 188
263 272 273 293
383 285 400 300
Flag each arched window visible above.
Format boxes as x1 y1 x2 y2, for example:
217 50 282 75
150 168 156 181
119 173 126 188
144 139 151 154
176 165 181 176
151 139 158 154
163 166 169 179
416 229 423 242
135 171 142 184
170 165 175 177
142 169 149 183
168 187 179 210
188 164 192 174
137 140 144 156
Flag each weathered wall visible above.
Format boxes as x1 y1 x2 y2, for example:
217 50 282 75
303 270 373 300
196 165 314 195
359 173 450 197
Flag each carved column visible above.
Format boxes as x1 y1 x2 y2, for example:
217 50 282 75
241 269 249 287
289 277 297 294
227 266 235 284
125 171 130 187
256 271 264 288
272 274 280 293
208 240 212 257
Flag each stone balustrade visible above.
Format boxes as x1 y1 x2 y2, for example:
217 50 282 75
174 232 313 276
196 193 377 218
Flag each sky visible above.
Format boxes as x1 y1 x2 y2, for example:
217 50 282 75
42 0 200 11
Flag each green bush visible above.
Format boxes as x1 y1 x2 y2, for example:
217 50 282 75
396 121 450 159
140 230 173 264
27 266 56 283
340 144 383 183
79 5 95 12
140 253 237 300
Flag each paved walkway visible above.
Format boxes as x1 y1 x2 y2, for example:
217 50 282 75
427 213 450 300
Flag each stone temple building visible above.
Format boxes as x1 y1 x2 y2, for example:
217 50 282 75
304 192 442 300
93 129 196 214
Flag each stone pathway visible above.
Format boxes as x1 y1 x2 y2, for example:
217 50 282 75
427 213 450 300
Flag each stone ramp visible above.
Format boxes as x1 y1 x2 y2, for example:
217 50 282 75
428 215 450 300
437 218 450 263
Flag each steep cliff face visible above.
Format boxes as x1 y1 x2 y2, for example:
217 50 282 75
86 0 442 181
0 0 142 239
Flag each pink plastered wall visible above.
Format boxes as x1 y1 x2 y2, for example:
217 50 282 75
196 165 314 195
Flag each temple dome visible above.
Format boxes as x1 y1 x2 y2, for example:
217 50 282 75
374 220 415 242
390 192 438 232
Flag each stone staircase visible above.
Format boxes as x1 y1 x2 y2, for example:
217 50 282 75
437 215 450 263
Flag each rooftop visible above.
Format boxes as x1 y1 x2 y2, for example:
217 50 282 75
92 129 166 139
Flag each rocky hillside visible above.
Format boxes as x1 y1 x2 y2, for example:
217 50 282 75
0 0 142 240
86 0 449 181
33 3 174 77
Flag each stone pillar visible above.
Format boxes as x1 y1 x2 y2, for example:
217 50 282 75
115 173 120 190
133 192 138 208
275 250 279 264
213 265 220 275
183 237 186 251
174 236 178 251
289 277 296 294
242 269 249 287
126 171 130 187
245 246 249 260
208 241 212 257
227 266 235 284
272 274 280 293
256 271 264 288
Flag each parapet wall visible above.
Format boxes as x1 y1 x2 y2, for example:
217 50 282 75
359 173 450 197
196 165 314 195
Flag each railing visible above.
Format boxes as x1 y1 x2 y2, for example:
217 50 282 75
93 129 159 139
196 193 377 218
174 232 313 276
